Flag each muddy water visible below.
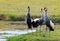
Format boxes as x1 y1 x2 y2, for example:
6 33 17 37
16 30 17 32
0 29 36 41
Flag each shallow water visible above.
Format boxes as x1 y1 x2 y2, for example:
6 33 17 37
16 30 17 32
0 29 36 41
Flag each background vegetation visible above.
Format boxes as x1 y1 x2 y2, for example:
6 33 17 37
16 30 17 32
0 0 59 23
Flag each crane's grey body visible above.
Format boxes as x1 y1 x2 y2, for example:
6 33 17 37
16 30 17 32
44 8 54 31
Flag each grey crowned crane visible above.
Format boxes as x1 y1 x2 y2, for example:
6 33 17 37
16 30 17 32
44 7 54 31
31 8 44 31
26 6 44 31
26 6 39 30
43 7 54 37
26 6 40 32
26 6 32 29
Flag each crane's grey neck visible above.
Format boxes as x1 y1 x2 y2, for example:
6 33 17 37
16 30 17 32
43 10 49 22
45 11 49 18
28 6 30 13
40 9 44 19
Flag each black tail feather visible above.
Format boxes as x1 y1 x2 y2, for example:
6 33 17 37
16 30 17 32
49 27 54 31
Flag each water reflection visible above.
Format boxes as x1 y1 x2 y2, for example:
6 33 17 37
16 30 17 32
0 29 36 41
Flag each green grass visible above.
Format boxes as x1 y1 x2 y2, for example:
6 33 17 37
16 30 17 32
0 0 60 16
7 25 60 41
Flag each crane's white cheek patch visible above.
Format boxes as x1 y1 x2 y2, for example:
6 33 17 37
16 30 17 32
50 20 54 29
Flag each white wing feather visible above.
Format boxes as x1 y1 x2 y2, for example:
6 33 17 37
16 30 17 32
33 18 40 22
50 20 54 28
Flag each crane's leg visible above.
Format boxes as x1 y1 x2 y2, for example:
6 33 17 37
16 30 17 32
34 27 37 36
49 30 50 41
40 25 41 32
40 25 42 37
46 26 48 31
43 25 47 37
37 26 40 31
39 25 41 36
34 27 38 36
36 26 40 36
